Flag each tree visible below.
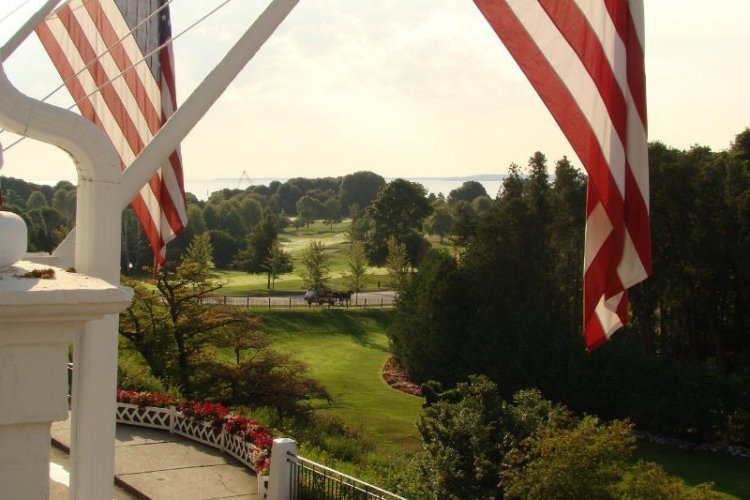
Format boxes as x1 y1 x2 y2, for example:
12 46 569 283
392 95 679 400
263 240 293 290
365 178 432 266
119 260 248 396
300 240 331 292
24 208 61 250
425 204 454 243
339 171 386 213
323 197 342 230
213 200 247 240
385 236 409 292
348 214 371 242
471 195 493 215
25 191 53 248
121 258 330 420
449 200 478 247
208 229 240 269
52 187 76 222
238 196 263 230
276 182 303 215
296 195 324 226
234 213 279 285
183 231 214 271
343 240 369 295
388 250 471 384
447 180 488 204
549 156 586 335
121 206 150 274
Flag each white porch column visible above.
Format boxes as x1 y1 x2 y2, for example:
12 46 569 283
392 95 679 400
0 260 132 499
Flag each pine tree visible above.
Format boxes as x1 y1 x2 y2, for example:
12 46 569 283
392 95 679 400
385 236 409 291
343 240 369 296
300 240 331 292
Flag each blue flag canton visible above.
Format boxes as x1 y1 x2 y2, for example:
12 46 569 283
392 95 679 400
113 0 170 83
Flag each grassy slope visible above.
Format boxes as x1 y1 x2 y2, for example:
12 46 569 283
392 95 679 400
218 220 387 295
258 309 423 451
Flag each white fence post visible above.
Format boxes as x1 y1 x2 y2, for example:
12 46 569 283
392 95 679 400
169 406 175 434
267 438 296 500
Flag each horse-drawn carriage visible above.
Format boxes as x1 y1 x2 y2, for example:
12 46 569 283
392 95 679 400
303 289 353 306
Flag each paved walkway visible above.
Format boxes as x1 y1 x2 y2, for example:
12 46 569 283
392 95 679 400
51 417 259 499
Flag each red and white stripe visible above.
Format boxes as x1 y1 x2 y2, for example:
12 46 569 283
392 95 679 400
474 0 651 350
37 0 187 267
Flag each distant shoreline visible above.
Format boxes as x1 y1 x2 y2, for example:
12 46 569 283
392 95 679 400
4 174 507 201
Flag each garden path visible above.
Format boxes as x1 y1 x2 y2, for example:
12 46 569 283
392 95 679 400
51 415 259 499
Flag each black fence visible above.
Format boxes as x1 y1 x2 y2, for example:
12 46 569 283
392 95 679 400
199 295 394 310
289 453 406 500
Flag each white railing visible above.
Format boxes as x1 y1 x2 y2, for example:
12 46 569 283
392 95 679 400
115 403 405 500
115 403 261 472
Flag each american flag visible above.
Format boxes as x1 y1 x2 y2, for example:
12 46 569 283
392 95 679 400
474 0 651 350
37 0 187 267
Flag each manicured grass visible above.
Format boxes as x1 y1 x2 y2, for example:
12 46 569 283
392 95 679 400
217 220 388 295
634 442 750 499
258 309 423 452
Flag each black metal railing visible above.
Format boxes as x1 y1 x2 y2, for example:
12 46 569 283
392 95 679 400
199 295 394 310
288 453 406 500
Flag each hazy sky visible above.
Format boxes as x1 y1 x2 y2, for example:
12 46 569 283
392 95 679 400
1 0 748 182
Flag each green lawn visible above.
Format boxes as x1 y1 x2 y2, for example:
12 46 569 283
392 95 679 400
217 220 388 295
634 442 750 499
258 309 423 451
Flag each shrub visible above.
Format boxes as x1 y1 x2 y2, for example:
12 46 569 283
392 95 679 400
616 461 721 500
292 414 374 463
117 353 168 394
501 416 635 499
415 375 506 499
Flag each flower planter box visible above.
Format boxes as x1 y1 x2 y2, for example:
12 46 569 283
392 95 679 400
115 403 171 430
173 413 224 449
224 432 256 469
115 402 265 474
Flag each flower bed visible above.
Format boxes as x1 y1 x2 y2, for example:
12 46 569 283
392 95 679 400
115 391 273 474
117 389 174 408
382 356 422 397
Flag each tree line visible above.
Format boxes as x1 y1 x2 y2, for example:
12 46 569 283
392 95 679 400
1 170 495 283
389 129 750 448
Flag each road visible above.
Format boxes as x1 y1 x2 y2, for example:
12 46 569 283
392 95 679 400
203 290 397 309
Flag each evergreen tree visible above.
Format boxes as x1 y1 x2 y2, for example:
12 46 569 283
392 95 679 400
343 240 369 295
384 236 410 292
300 240 331 292
183 231 214 271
